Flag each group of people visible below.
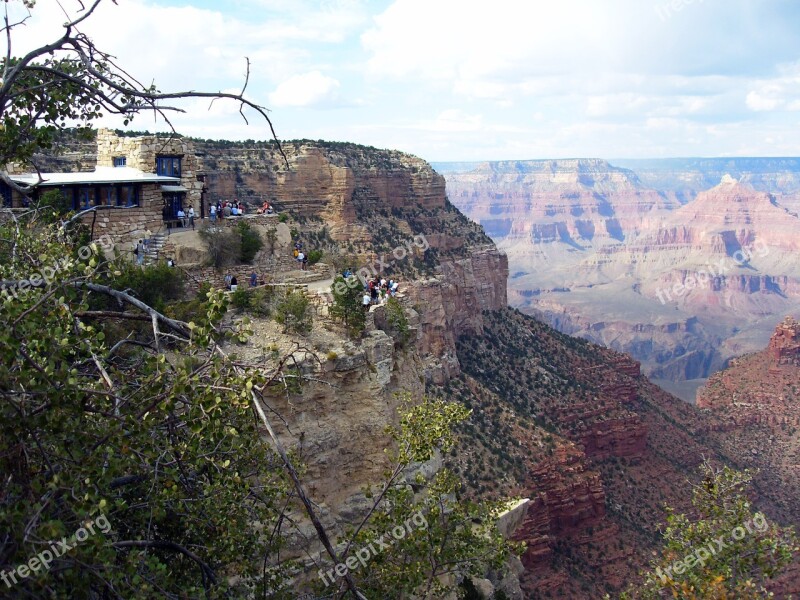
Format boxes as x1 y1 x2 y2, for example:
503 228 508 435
176 206 195 230
256 201 274 215
362 276 400 308
224 271 261 291
210 201 246 222
293 241 310 271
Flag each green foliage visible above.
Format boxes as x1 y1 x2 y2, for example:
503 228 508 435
198 224 240 269
37 189 72 221
199 222 263 267
329 275 365 337
274 289 312 334
0 220 295 597
622 460 798 599
237 220 263 264
230 287 252 312
324 395 520 599
385 297 411 345
106 260 185 312
278 213 288 223
307 249 323 265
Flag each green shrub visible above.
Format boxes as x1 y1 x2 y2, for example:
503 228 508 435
198 224 240 268
278 213 288 223
307 249 323 265
329 275 365 337
385 297 411 345
250 286 274 317
108 261 185 312
274 290 312 334
230 288 252 313
237 221 263 263
196 281 212 301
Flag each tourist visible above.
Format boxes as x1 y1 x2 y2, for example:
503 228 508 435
230 276 238 291
297 251 305 268
177 207 186 228
302 253 308 271
162 203 172 234
231 205 239 216
362 291 371 310
250 272 258 287
188 206 195 229
224 274 232 290
210 203 217 222
135 239 144 266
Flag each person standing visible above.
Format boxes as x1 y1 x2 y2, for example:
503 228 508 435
177 207 186 228
135 239 144 266
210 203 217 222
188 206 195 229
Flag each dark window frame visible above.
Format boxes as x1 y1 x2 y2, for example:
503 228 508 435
113 156 127 167
156 155 182 178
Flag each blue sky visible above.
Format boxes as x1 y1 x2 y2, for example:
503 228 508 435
8 0 800 160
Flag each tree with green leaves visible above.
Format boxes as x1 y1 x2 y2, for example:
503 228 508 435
621 459 798 599
0 0 284 193
329 274 366 337
315 395 521 599
0 2 519 596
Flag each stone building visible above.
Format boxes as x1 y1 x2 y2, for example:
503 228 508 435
1 129 207 244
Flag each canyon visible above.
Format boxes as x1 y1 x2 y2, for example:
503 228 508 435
440 158 800 401
28 135 800 597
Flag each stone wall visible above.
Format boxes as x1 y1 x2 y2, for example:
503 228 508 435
79 184 165 246
96 129 203 213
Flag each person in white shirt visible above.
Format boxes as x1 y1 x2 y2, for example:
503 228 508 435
188 206 195 229
177 208 186 228
210 204 217 222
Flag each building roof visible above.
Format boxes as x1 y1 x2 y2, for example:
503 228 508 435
9 167 180 187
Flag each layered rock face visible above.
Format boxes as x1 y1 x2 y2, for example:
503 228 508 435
196 140 508 382
446 160 800 399
449 308 799 598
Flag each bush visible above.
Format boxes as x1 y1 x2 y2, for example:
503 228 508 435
385 297 411 345
307 249 323 265
278 213 288 223
108 261 185 312
237 221 263 264
230 288 252 313
199 224 240 268
274 290 312 334
250 286 274 317
329 275 365 337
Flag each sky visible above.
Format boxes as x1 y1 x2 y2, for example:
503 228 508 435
6 0 800 161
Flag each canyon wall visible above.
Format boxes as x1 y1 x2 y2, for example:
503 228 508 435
445 159 800 400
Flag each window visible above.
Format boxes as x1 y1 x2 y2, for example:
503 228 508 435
113 156 127 167
116 185 139 207
156 156 182 178
97 186 114 206
76 187 96 209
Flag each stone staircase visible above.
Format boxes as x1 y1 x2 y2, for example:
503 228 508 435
143 231 169 265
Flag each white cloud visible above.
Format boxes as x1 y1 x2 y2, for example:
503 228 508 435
269 71 341 107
